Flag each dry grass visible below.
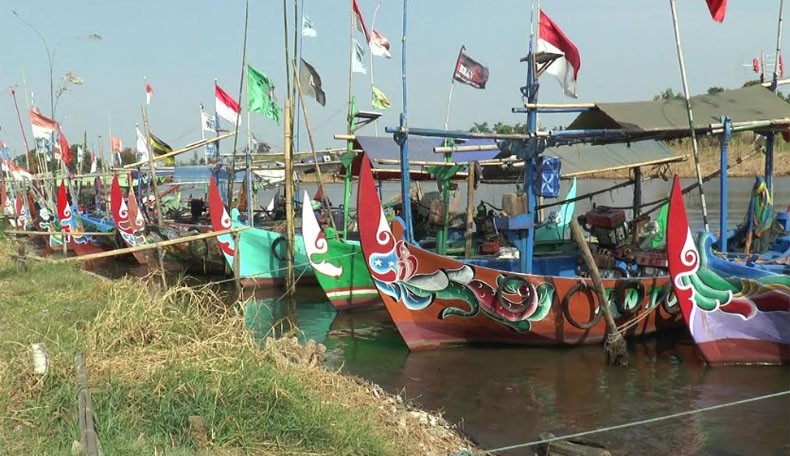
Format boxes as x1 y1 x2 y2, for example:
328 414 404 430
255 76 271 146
0 239 476 455
587 132 790 180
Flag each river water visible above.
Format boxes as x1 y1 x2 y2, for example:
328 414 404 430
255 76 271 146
249 177 790 456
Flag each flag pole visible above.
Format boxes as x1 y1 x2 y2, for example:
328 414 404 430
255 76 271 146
97 135 111 216
228 0 250 213
370 0 385 136
398 0 414 242
282 0 297 317
766 0 785 196
141 107 163 225
9 87 31 171
669 0 709 231
295 0 307 151
292 60 339 236
245 95 254 225
199 104 207 163
444 46 465 132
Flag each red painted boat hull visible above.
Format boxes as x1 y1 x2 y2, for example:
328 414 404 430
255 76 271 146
355 154 681 351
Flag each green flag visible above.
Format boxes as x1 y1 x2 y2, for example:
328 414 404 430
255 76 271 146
247 64 281 123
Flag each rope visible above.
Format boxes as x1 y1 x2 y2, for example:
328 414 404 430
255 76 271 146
202 251 357 286
615 302 659 333
472 390 790 455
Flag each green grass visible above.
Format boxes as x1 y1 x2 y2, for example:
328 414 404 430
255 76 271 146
0 239 468 455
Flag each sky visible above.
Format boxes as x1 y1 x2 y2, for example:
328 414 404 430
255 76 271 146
0 0 786 161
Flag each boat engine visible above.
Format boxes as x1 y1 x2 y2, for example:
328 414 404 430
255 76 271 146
578 206 628 249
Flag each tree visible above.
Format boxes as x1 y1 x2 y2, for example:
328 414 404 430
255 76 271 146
653 88 684 101
119 147 136 165
707 86 725 95
469 122 491 133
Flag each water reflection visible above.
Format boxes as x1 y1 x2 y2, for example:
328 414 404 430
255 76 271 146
245 289 790 455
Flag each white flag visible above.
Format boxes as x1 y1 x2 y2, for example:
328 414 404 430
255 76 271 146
89 153 97 174
369 30 391 59
201 111 217 132
302 15 317 37
136 127 149 162
352 39 367 74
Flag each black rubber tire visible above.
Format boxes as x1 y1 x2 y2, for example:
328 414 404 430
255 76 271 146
659 282 680 315
614 280 645 316
563 283 602 330
271 236 288 262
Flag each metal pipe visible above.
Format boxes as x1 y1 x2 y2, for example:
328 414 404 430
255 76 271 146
720 116 731 253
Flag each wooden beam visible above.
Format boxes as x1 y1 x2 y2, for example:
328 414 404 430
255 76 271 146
122 132 236 169
50 227 249 263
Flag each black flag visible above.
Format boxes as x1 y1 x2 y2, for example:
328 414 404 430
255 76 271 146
299 58 327 106
452 46 490 89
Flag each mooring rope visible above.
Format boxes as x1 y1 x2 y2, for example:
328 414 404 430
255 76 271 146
468 390 790 455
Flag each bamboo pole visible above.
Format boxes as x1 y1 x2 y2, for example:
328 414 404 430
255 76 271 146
292 60 338 235
49 227 249 263
283 99 296 312
75 353 100 456
569 219 628 367
233 230 241 293
465 162 475 258
122 132 236 169
141 108 164 226
228 0 250 210
6 230 115 237
523 102 597 109
669 0 709 231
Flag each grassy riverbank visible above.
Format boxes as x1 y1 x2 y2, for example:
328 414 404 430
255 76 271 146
0 240 474 455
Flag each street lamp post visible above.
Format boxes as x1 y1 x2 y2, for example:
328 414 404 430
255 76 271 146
12 10 101 118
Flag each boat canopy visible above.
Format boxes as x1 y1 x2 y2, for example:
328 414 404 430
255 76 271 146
484 140 682 181
356 136 501 163
567 85 790 140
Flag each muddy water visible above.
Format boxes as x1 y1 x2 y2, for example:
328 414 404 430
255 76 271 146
87 171 788 455
246 177 790 455
247 296 789 456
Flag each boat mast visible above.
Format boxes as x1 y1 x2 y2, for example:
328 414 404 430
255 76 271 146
669 0 710 231
398 0 414 242
766 0 784 197
521 0 540 274
227 0 250 211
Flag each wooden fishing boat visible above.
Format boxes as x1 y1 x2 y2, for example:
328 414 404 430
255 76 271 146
208 176 314 287
56 181 110 261
357 155 680 351
302 191 379 310
666 177 790 365
302 176 579 312
110 175 157 266
110 175 226 273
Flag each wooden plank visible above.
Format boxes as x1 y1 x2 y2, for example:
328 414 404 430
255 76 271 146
75 353 101 456
6 230 116 237
51 227 250 263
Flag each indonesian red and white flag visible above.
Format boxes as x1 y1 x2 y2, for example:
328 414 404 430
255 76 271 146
705 0 727 23
145 81 154 105
351 0 370 42
537 10 581 98
369 30 391 59
215 82 241 127
29 107 57 140
57 125 73 166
